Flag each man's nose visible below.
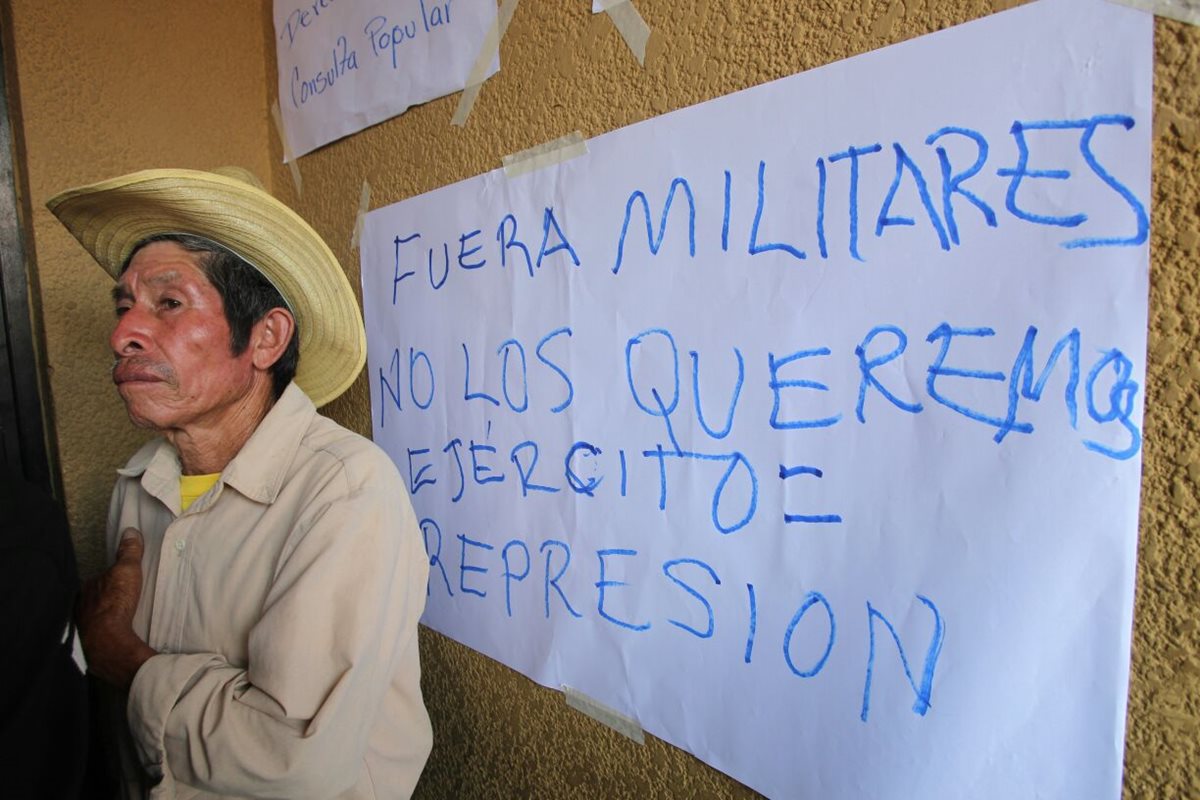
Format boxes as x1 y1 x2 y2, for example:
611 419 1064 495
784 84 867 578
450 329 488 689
110 307 151 355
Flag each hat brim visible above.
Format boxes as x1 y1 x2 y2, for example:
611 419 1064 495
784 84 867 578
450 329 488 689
47 169 365 408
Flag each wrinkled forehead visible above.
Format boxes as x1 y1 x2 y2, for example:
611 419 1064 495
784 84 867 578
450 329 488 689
111 241 219 303
115 240 213 290
120 234 227 276
119 232 296 317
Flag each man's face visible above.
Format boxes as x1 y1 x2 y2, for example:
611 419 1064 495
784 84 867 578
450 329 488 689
110 241 257 433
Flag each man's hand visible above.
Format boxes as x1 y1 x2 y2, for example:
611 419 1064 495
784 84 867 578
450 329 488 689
78 528 157 690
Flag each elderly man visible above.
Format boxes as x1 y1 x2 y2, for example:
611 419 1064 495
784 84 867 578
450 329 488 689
48 168 432 799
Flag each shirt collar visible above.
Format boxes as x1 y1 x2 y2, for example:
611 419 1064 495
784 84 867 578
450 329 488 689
220 382 316 504
117 437 183 515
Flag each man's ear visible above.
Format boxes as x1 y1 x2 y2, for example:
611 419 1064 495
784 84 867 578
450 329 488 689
249 307 295 371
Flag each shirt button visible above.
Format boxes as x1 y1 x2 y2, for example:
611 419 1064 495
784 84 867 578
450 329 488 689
175 539 186 553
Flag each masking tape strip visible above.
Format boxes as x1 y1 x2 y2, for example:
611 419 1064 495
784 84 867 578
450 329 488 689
452 0 520 127
593 0 627 11
270 100 303 195
350 180 372 251
563 686 645 744
1105 0 1199 24
606 1 651 66
502 132 588 178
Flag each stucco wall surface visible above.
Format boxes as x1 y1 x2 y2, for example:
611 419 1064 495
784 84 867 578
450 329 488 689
5 0 1196 797
6 0 273 571
1130 13 1200 799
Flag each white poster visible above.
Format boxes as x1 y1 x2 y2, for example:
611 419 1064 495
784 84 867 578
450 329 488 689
273 0 498 159
360 1 1152 796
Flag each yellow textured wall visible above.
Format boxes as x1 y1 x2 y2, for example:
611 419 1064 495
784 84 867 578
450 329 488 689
7 0 1197 796
1133 14 1200 798
5 0 274 571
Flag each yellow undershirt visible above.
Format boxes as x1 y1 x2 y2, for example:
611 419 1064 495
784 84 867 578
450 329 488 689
180 473 220 512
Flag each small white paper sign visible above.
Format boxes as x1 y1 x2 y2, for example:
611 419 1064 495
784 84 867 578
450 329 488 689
361 1 1151 797
273 0 498 159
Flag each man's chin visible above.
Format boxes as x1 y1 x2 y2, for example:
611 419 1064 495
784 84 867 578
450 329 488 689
124 412 163 431
124 410 166 431
118 392 172 431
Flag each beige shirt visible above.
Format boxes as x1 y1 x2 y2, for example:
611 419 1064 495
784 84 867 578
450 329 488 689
106 383 432 799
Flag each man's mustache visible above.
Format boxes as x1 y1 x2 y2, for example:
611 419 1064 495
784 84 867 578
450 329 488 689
111 357 175 385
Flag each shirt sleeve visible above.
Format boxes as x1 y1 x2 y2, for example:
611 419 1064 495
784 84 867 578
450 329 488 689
126 467 428 799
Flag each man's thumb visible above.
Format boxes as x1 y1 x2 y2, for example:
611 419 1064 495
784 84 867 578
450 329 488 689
117 528 144 562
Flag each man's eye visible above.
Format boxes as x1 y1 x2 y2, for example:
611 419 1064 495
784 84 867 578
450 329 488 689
160 298 182 310
115 305 131 317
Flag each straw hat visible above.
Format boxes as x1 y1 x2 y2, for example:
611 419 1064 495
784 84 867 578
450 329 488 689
46 167 365 407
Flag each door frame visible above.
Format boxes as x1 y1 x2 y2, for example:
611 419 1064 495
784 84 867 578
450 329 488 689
0 3 59 495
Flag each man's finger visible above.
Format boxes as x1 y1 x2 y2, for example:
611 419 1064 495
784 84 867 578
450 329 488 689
116 527 144 563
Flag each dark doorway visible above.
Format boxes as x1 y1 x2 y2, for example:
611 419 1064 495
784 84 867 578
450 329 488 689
0 8 58 495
